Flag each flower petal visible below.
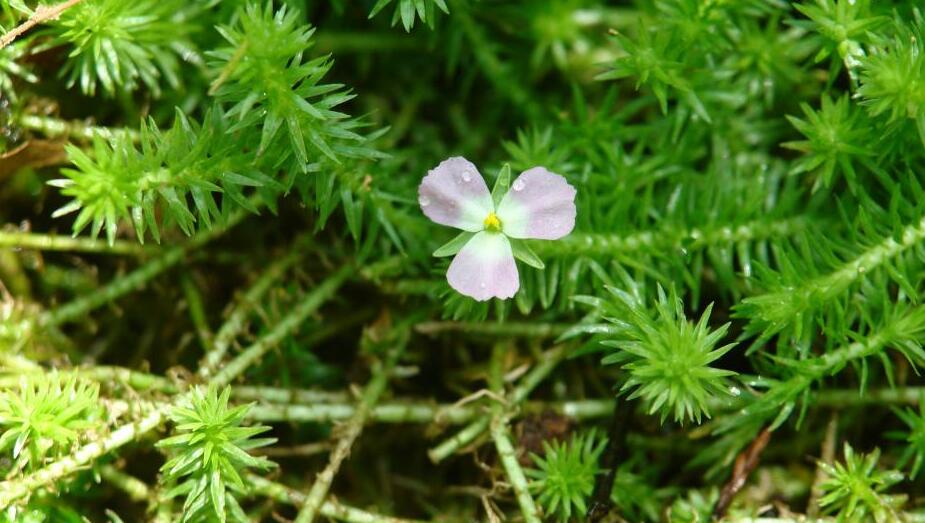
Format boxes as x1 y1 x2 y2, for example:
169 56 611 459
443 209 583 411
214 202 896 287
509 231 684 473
419 157 493 231
496 167 576 240
447 232 519 301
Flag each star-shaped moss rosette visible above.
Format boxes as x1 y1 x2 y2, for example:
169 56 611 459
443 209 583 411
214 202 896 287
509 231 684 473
418 157 576 301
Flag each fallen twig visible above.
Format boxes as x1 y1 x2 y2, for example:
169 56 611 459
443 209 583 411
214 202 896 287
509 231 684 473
712 427 773 520
0 0 88 49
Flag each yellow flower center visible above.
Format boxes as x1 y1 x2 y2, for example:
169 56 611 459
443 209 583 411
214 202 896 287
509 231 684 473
483 212 502 232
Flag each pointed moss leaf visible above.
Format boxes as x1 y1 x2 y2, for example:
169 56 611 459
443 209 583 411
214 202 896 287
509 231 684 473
369 0 391 17
400 0 414 31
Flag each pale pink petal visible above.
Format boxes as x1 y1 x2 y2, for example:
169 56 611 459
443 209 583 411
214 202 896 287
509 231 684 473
496 167 576 240
419 157 494 232
447 232 519 301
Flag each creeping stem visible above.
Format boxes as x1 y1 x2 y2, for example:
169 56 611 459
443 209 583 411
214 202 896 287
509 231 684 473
0 231 153 256
250 474 428 523
197 248 305 377
0 265 350 510
293 338 407 523
37 211 247 328
0 0 88 50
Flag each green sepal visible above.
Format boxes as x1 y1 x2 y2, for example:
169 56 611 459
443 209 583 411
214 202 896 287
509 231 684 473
491 163 511 208
511 239 545 270
433 231 475 257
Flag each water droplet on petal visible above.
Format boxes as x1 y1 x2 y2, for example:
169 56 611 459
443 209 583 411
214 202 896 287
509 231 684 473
512 179 525 191
480 282 487 289
419 195 430 207
462 171 472 182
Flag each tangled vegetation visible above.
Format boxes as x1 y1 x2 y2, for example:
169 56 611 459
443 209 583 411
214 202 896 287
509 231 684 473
2 0 925 521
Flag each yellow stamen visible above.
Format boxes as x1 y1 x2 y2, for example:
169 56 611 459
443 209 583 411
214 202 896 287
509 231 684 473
483 212 502 232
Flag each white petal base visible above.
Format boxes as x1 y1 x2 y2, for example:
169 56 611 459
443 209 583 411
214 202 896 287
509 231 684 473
447 232 519 301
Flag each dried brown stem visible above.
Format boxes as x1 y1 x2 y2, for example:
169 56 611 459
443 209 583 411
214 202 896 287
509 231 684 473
712 427 773 520
0 0 87 49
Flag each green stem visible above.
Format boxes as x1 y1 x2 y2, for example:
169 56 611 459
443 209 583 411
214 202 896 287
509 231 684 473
0 352 42 372
247 397 614 425
100 464 151 502
18 114 140 142
248 400 475 424
536 216 809 257
415 320 570 338
293 339 406 523
181 273 214 354
209 264 351 386
249 474 429 523
233 385 348 405
744 214 925 332
428 345 567 463
83 365 178 392
0 230 152 255
38 248 185 327
0 266 349 509
718 307 924 433
0 365 177 392
489 344 542 523
454 4 540 120
814 386 925 407
0 406 168 509
37 211 246 328
197 249 303 378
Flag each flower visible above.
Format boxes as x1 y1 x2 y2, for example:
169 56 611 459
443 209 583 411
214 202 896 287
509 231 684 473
418 157 576 301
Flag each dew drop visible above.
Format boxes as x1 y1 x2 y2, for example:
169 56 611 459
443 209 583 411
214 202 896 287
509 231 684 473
512 179 525 191
419 195 430 207
462 171 473 182
480 282 487 289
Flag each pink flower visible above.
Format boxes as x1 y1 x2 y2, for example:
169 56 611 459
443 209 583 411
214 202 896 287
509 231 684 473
418 157 577 301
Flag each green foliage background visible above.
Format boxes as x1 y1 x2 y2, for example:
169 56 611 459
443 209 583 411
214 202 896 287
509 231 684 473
2 0 925 521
